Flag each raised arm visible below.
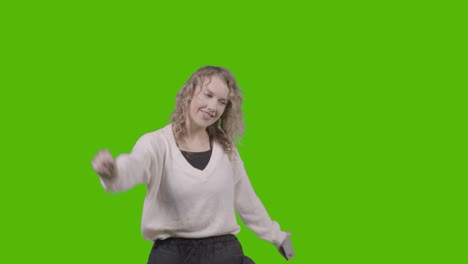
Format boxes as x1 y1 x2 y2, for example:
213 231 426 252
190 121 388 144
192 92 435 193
91 133 157 192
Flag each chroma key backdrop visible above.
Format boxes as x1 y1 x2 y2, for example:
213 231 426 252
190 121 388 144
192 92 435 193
1 1 465 263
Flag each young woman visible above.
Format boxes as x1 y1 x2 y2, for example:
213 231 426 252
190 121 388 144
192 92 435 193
91 66 294 263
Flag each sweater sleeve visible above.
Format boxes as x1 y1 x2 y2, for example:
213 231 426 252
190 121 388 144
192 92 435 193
100 133 156 193
233 150 288 248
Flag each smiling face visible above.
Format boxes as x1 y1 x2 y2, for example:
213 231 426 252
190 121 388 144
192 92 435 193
187 75 230 131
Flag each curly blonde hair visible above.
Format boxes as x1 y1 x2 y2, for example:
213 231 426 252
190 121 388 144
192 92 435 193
170 66 245 158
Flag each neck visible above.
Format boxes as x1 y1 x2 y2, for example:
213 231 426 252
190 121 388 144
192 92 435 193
180 119 211 151
185 118 208 139
185 129 209 143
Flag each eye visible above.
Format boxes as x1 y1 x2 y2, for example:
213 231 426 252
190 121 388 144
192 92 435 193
219 101 227 106
204 93 213 98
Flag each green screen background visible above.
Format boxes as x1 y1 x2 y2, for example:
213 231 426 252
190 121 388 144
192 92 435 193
1 1 466 263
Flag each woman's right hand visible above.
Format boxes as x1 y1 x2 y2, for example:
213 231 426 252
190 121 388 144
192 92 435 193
91 149 116 179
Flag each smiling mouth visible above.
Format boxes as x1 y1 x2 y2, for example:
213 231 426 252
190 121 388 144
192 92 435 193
200 110 215 119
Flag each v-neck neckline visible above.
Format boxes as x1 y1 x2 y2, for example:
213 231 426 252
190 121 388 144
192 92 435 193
167 124 219 180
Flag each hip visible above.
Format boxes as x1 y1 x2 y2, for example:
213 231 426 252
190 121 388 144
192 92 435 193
147 234 255 264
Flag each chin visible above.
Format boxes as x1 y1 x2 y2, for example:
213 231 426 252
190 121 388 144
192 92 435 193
189 114 218 130
193 120 210 130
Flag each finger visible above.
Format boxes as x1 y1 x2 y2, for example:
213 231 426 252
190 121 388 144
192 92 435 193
104 166 113 175
92 160 101 171
104 161 112 168
95 165 104 174
99 168 111 178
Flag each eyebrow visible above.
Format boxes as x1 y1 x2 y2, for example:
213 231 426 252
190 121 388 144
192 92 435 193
205 88 228 101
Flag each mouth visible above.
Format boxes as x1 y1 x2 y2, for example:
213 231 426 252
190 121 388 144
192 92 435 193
200 110 215 120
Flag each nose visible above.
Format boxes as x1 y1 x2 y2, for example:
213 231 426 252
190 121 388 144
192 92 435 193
207 100 217 112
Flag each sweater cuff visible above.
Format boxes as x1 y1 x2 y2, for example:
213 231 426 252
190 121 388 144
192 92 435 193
273 231 288 248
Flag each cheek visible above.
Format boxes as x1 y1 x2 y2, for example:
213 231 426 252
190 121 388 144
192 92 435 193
188 101 199 116
217 105 227 115
196 93 207 103
191 96 202 107
193 95 207 108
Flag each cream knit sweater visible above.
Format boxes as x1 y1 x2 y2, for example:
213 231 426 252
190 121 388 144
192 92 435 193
99 124 287 247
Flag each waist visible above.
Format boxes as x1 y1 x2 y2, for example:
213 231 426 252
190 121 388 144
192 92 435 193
155 234 237 246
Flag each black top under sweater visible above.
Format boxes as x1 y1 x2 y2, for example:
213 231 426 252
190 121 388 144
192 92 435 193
180 142 213 170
